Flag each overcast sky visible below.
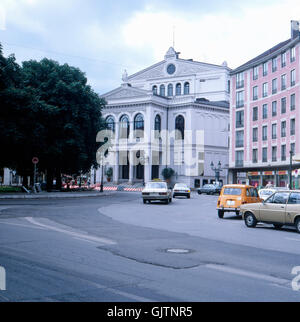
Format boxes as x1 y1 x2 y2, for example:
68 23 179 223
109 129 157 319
0 0 299 94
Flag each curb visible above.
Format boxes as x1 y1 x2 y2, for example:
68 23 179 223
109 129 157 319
0 192 115 200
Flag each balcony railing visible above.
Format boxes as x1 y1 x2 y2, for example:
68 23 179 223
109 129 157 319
236 101 244 108
236 122 244 128
235 160 244 167
235 140 244 148
236 81 244 89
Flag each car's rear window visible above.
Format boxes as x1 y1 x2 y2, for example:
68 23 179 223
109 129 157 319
223 188 242 196
260 190 273 196
146 182 167 189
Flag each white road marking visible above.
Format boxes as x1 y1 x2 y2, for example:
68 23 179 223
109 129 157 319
205 264 290 286
286 237 300 242
0 220 47 231
25 217 116 245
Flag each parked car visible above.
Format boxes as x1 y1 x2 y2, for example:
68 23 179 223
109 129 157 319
258 187 289 200
198 184 221 195
142 181 172 204
240 190 300 233
217 184 262 218
173 183 191 199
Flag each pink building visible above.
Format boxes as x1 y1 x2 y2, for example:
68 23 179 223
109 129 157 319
229 21 300 188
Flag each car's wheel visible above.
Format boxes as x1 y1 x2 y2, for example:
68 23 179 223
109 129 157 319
218 210 224 218
187 194 190 199
273 224 283 230
169 197 172 203
236 211 240 216
143 199 146 204
295 218 300 233
244 212 257 228
165 199 169 204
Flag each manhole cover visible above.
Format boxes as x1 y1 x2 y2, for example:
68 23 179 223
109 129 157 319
165 248 191 254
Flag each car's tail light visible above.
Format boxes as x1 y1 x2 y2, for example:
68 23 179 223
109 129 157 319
159 192 167 195
142 193 150 196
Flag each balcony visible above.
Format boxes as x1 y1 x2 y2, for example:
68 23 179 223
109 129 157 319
236 101 244 108
236 122 244 129
272 89 277 94
235 160 244 167
235 140 244 148
236 81 244 89
253 95 258 101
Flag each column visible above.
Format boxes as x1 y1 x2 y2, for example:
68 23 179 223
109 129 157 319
113 151 119 184
129 151 134 184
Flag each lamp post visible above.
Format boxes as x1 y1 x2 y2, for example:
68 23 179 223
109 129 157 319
289 150 294 189
210 161 222 184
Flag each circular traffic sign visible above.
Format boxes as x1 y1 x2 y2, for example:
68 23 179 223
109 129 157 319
32 157 39 164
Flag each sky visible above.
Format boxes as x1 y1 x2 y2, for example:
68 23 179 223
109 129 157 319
0 0 300 94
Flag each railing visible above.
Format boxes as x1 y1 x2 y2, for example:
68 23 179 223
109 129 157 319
235 160 244 167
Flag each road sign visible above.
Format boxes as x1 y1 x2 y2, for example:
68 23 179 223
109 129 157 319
32 157 39 164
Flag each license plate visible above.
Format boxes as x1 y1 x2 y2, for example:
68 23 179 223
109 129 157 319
227 200 235 206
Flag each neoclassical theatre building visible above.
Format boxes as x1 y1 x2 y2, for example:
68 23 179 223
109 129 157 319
96 47 231 188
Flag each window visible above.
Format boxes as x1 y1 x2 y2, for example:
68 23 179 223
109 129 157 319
291 118 296 135
236 72 244 89
272 101 277 116
288 192 300 204
236 130 244 148
272 146 277 162
227 80 231 93
272 57 277 72
253 127 258 142
291 46 296 62
281 52 286 67
272 123 277 139
267 192 289 204
236 111 244 128
291 94 296 110
236 91 244 108
281 121 286 137
176 83 181 96
263 83 268 97
235 151 244 167
291 143 296 156
263 62 268 76
154 114 161 135
262 147 268 163
262 126 268 141
184 82 190 95
175 115 185 140
281 97 287 114
253 149 258 163
262 104 268 119
159 84 165 96
253 86 258 100
253 106 258 121
281 145 286 161
167 84 173 96
152 85 158 95
253 66 259 80
272 78 277 94
119 115 130 139
281 74 286 90
106 116 115 132
134 113 144 138
291 69 296 86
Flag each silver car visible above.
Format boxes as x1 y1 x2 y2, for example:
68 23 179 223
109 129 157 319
142 181 172 204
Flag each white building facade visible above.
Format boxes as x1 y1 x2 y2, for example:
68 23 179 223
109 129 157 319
96 48 231 188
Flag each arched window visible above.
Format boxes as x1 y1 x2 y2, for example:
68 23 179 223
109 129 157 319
159 85 165 96
152 85 158 95
176 83 182 96
120 115 130 139
168 84 173 96
175 115 185 140
154 114 161 138
106 116 115 132
184 82 190 95
134 113 144 138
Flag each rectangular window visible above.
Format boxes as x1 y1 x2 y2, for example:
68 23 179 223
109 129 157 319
253 127 258 142
253 149 258 163
262 147 268 163
272 146 277 162
291 118 296 135
281 145 286 161
281 74 286 90
236 91 244 108
291 143 296 156
291 69 296 86
281 121 286 137
236 110 244 128
281 52 286 67
235 151 244 167
262 104 268 119
291 46 296 62
236 130 244 148
236 72 244 89
272 101 277 116
291 93 296 111
272 79 277 94
262 125 268 141
281 97 286 114
272 57 277 72
263 62 268 76
253 106 258 121
272 123 277 139
253 66 259 80
253 86 258 100
262 82 268 97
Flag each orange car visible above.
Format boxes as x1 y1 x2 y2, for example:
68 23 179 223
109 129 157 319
217 184 262 218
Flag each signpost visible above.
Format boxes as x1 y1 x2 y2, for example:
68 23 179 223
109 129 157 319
32 157 39 193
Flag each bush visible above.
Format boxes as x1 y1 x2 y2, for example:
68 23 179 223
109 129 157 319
105 167 113 178
161 168 175 181
0 186 23 193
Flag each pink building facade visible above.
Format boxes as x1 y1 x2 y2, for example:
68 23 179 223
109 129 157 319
229 21 300 188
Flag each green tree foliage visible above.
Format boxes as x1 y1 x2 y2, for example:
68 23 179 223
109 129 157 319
161 167 175 181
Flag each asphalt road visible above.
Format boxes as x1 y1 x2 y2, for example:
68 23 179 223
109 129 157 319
0 192 300 302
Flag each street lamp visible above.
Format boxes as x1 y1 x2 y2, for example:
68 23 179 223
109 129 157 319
289 150 294 189
210 161 222 184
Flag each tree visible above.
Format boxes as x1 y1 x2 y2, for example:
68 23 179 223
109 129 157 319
161 168 175 181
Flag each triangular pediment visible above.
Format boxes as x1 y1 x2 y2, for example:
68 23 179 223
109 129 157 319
102 85 151 100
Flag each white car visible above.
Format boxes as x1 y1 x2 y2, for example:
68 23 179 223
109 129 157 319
173 183 191 199
258 187 289 200
142 181 172 204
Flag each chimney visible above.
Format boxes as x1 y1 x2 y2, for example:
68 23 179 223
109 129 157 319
291 20 300 39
